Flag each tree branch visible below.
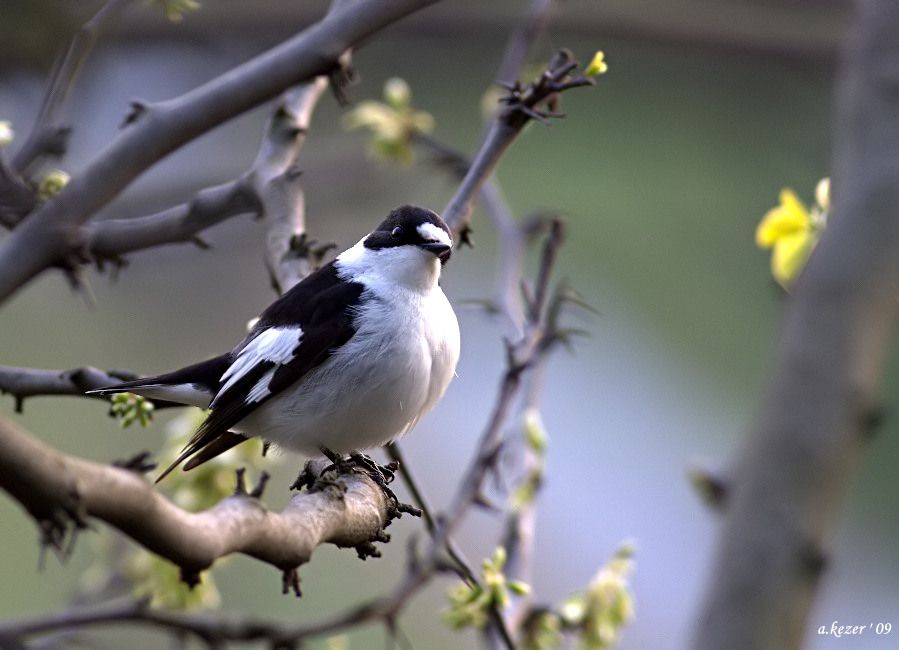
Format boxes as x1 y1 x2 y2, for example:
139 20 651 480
84 179 259 260
0 416 391 590
0 0 439 304
441 49 592 239
85 74 334 269
0 365 140 412
252 78 331 294
694 1 899 647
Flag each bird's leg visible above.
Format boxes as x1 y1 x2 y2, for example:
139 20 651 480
318 447 409 513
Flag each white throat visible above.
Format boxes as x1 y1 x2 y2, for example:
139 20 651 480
336 238 442 292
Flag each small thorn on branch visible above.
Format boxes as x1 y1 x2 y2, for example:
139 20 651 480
354 541 382 560
282 567 302 597
233 467 248 496
190 234 211 250
799 541 828 580
328 57 355 106
394 502 422 518
289 462 317 492
121 100 149 127
250 471 270 498
112 451 157 474
688 465 730 511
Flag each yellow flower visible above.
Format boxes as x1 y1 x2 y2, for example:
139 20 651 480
755 189 809 248
756 187 823 288
585 50 608 77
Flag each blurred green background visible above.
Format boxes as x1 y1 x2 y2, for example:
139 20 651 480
2 0 897 648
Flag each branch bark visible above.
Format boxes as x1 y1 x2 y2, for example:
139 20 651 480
694 1 899 647
0 416 389 585
441 49 592 239
0 365 140 412
84 179 259 259
0 0 439 304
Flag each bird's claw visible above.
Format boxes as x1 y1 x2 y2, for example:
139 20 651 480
318 448 411 517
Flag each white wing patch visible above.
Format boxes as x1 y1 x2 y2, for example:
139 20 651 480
214 326 303 405
416 222 451 247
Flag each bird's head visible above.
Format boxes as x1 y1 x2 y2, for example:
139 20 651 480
338 206 453 291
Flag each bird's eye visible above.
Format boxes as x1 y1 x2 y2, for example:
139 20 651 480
391 226 403 239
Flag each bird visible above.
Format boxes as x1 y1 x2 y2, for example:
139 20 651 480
89 205 461 482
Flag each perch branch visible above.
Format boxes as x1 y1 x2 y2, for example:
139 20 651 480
694 1 899 647
0 416 390 588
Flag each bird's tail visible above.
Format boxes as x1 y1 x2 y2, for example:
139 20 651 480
86 354 230 409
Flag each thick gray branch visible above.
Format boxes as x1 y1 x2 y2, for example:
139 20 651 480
0 0 438 304
693 2 899 648
0 416 388 578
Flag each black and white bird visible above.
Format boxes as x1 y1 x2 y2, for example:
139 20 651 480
90 206 460 481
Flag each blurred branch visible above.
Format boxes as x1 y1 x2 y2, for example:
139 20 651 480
414 132 537 333
0 365 140 412
0 416 392 602
694 1 899 647
385 443 477 584
11 0 134 177
0 159 37 229
494 0 556 85
0 0 439 305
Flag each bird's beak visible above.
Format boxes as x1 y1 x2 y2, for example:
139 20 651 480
419 242 452 262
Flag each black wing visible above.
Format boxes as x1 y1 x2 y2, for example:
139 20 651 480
157 262 364 480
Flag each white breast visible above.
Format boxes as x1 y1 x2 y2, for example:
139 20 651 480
234 246 460 456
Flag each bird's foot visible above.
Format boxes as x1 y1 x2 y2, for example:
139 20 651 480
318 448 420 519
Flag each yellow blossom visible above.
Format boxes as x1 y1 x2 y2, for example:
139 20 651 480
756 185 827 289
755 189 809 249
585 50 608 77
